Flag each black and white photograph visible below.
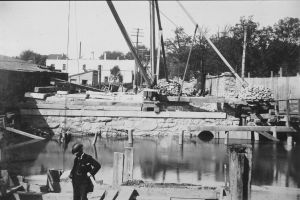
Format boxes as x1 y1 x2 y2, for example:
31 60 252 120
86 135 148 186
0 0 300 199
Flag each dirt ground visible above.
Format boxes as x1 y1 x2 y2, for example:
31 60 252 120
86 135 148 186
19 175 300 200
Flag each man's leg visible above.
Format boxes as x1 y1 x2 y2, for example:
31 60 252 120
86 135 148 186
72 182 81 200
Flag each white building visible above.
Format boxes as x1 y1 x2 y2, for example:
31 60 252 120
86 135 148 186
46 58 135 83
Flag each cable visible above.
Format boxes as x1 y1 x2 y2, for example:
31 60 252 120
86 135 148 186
178 24 198 99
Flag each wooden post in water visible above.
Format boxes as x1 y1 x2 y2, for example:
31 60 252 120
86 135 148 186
123 147 134 182
46 169 62 193
228 144 252 200
271 126 277 139
298 99 300 118
224 164 228 187
179 130 184 145
92 131 99 146
287 134 293 146
127 129 133 147
224 131 229 145
286 100 290 127
112 152 124 187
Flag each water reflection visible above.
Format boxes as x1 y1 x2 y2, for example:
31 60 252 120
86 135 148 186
0 132 299 188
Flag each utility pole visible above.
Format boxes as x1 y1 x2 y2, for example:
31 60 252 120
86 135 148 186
241 25 247 79
131 28 144 93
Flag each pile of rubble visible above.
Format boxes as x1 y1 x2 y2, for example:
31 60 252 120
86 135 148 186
237 86 274 101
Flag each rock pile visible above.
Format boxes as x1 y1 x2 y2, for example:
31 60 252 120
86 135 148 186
237 86 273 101
154 79 197 96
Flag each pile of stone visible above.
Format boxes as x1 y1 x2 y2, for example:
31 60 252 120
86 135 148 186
237 86 273 101
154 79 197 96
154 79 181 96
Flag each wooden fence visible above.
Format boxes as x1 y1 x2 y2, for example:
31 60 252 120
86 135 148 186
206 75 300 100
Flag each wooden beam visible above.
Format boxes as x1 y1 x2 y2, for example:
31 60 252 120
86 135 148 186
112 152 124 187
18 103 141 111
20 109 227 119
24 92 50 100
5 127 45 140
256 131 279 142
34 86 57 93
3 139 43 150
190 125 296 132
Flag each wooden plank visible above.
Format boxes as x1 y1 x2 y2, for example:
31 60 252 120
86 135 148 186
116 188 139 200
104 190 119 200
20 109 227 119
3 139 43 150
52 77 102 92
256 131 280 142
190 125 296 132
34 86 57 93
24 92 51 100
5 127 45 140
166 96 225 103
113 152 124 187
18 103 141 111
123 148 134 182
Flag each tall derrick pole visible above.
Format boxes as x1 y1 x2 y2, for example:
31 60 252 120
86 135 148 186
150 1 156 84
106 0 152 87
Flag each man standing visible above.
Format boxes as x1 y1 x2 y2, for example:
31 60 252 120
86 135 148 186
70 143 101 200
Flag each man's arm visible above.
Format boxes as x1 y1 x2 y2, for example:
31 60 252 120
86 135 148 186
87 155 101 177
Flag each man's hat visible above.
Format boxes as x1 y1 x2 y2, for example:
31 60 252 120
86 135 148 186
72 143 83 154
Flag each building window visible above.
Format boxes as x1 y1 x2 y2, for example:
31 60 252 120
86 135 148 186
82 80 87 85
63 64 66 70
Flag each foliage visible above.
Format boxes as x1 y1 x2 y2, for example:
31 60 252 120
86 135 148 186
19 50 47 65
110 65 123 83
164 16 300 78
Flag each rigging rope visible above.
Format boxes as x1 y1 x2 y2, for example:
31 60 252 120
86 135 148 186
62 0 71 139
178 24 198 100
175 0 248 88
74 1 80 74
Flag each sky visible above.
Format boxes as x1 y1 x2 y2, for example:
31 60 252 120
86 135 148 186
0 1 299 59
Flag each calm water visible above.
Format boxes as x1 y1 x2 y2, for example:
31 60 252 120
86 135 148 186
0 133 299 188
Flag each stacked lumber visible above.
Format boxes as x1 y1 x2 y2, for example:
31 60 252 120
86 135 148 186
237 86 273 101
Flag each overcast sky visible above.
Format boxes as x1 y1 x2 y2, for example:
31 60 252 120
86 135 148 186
0 1 299 59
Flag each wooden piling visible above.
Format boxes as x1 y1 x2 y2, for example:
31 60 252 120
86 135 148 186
298 99 300 118
224 131 229 145
286 100 290 127
46 169 62 193
179 130 184 145
92 131 98 145
0 170 9 197
224 164 228 188
271 126 277 139
127 129 133 146
123 147 134 182
287 135 293 146
228 144 252 200
112 152 124 187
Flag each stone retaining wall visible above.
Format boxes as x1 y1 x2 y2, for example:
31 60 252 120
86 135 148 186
21 115 240 138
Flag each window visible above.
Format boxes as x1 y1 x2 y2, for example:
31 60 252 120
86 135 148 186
63 64 66 70
82 80 87 85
